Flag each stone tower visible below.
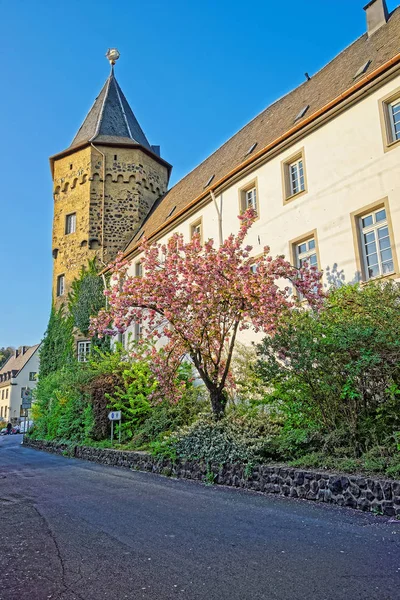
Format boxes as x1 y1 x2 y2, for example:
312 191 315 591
50 51 171 305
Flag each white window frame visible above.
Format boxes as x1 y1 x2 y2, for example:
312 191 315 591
295 237 318 269
359 208 394 280
134 320 143 342
289 158 305 197
388 99 400 143
135 261 143 277
57 274 65 297
191 219 202 240
77 341 91 363
244 187 257 213
122 332 126 348
29 372 36 381
65 213 76 235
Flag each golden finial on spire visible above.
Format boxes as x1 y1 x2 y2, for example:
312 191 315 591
105 48 120 66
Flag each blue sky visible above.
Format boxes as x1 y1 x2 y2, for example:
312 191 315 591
1 0 396 347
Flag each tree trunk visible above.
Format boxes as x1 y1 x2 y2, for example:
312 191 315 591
209 389 227 419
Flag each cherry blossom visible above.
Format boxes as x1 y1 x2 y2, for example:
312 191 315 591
91 210 323 417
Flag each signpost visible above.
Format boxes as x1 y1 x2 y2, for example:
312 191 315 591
108 411 122 445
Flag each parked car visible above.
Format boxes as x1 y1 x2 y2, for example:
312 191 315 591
0 426 20 435
19 420 34 434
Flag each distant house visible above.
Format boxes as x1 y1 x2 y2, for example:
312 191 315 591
0 345 40 424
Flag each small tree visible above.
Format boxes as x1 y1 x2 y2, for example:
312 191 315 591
91 211 322 417
0 347 15 368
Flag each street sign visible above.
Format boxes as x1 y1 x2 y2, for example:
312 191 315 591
21 388 32 409
108 411 122 445
108 411 121 421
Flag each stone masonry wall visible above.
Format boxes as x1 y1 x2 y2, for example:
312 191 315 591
93 146 169 265
52 145 169 305
52 146 93 303
24 439 400 517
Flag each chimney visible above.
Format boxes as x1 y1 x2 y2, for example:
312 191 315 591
22 346 28 355
364 0 389 37
15 349 19 359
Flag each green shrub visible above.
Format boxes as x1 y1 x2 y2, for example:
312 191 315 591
31 366 94 442
39 306 74 378
257 281 400 454
160 410 280 465
68 259 107 339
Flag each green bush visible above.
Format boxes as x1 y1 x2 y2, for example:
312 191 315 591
68 259 107 338
106 359 156 442
31 367 94 442
257 281 400 455
159 409 281 465
39 306 74 378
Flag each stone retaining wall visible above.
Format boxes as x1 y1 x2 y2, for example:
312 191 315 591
24 438 400 517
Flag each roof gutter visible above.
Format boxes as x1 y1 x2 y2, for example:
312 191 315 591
103 51 400 271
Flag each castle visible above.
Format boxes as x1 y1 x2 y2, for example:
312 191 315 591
51 0 400 356
50 50 171 304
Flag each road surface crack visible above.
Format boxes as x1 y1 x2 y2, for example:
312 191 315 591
32 505 86 600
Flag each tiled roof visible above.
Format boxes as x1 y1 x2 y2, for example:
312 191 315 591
70 68 151 150
0 344 40 377
125 6 400 254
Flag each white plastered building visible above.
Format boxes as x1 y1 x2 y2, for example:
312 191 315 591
109 1 400 348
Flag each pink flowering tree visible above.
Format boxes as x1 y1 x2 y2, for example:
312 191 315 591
91 211 323 418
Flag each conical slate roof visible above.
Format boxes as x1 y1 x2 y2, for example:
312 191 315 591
70 68 151 150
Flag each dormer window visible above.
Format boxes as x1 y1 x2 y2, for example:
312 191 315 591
353 60 371 80
204 175 214 188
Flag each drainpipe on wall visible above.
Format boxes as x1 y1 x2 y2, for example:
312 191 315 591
210 190 223 246
90 143 106 263
101 273 109 309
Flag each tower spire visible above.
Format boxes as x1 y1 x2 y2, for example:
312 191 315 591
68 48 151 150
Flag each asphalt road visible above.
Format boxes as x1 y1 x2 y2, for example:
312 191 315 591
0 435 399 600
